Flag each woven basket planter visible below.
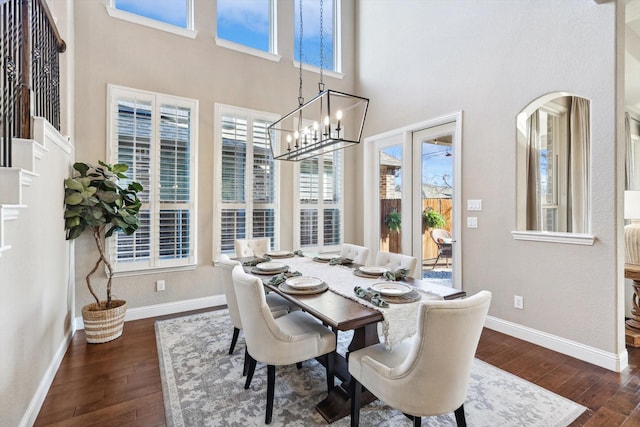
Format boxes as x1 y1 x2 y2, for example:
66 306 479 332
81 300 127 344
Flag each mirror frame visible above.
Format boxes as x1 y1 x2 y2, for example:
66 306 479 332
512 92 595 245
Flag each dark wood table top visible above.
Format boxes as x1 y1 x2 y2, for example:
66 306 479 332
241 256 465 331
263 280 384 331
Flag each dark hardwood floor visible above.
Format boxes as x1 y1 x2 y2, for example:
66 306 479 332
34 307 640 426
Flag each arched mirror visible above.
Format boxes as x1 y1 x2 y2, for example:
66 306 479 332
516 93 591 235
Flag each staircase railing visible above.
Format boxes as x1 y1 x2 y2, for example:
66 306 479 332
1 0 65 168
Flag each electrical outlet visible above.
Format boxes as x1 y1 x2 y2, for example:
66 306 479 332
156 280 166 292
514 295 524 310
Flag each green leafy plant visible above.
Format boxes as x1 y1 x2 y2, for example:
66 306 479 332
385 210 402 233
64 161 143 308
423 207 446 229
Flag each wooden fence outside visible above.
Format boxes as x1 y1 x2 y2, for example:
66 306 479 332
379 198 452 262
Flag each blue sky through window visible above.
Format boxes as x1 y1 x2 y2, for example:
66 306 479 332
217 0 271 52
295 0 334 70
115 0 187 28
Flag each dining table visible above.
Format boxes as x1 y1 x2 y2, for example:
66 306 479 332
241 252 466 423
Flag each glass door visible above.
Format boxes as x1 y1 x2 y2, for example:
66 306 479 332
412 122 456 285
378 145 404 254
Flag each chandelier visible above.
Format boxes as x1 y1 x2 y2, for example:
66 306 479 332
267 0 369 162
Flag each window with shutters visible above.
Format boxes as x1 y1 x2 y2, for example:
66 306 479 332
214 104 279 258
295 150 343 251
107 85 198 273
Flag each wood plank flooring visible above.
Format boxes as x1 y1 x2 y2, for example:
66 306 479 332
34 308 640 426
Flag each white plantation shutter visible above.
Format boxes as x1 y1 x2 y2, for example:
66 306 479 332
252 118 276 244
215 105 278 257
297 151 343 250
158 104 192 259
108 86 198 272
220 115 247 253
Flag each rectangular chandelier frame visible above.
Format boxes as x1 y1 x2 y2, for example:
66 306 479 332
267 89 369 161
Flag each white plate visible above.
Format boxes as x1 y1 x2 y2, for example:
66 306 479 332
359 266 390 275
285 276 324 289
267 250 292 257
371 282 412 296
256 261 286 271
316 253 340 261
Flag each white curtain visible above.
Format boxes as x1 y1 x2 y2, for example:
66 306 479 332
525 111 540 230
627 113 633 190
568 97 590 233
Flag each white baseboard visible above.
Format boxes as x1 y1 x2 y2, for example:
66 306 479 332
19 325 75 427
74 295 227 330
485 315 629 372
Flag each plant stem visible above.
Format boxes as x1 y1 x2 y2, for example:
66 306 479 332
93 226 114 309
86 227 103 306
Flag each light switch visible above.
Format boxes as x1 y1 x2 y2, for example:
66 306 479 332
467 217 478 228
467 199 482 211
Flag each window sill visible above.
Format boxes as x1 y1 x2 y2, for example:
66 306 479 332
511 230 596 245
111 263 197 278
215 37 282 62
106 7 197 39
293 61 344 80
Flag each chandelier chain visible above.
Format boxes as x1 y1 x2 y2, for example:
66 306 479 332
298 0 304 106
319 0 324 91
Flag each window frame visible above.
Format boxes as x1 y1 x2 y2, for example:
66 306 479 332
107 0 197 39
293 0 342 74
213 104 280 260
106 84 199 275
214 0 281 62
537 103 569 233
293 150 344 252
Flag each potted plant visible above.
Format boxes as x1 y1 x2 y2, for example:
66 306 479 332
423 207 446 229
385 209 402 233
64 161 143 343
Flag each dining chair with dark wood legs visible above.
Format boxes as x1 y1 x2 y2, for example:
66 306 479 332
349 291 491 426
232 265 337 424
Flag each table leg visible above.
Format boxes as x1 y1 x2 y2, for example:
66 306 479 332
315 323 380 423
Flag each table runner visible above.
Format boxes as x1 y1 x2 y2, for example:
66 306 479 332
279 255 443 349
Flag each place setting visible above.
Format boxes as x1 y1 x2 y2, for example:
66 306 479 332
353 265 390 278
265 250 295 259
278 275 328 295
354 281 421 305
312 253 341 263
250 261 290 275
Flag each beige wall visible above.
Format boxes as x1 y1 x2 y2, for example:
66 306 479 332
71 0 358 312
3 0 628 424
0 124 74 426
356 0 623 356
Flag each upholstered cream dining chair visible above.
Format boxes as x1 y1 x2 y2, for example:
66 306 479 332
217 255 294 363
374 251 419 278
234 237 270 257
349 291 492 427
232 265 337 424
341 243 370 265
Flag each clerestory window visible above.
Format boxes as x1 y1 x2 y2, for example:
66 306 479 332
216 0 276 55
294 0 339 72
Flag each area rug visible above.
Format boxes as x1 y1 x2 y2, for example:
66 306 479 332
422 270 452 279
156 310 586 427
